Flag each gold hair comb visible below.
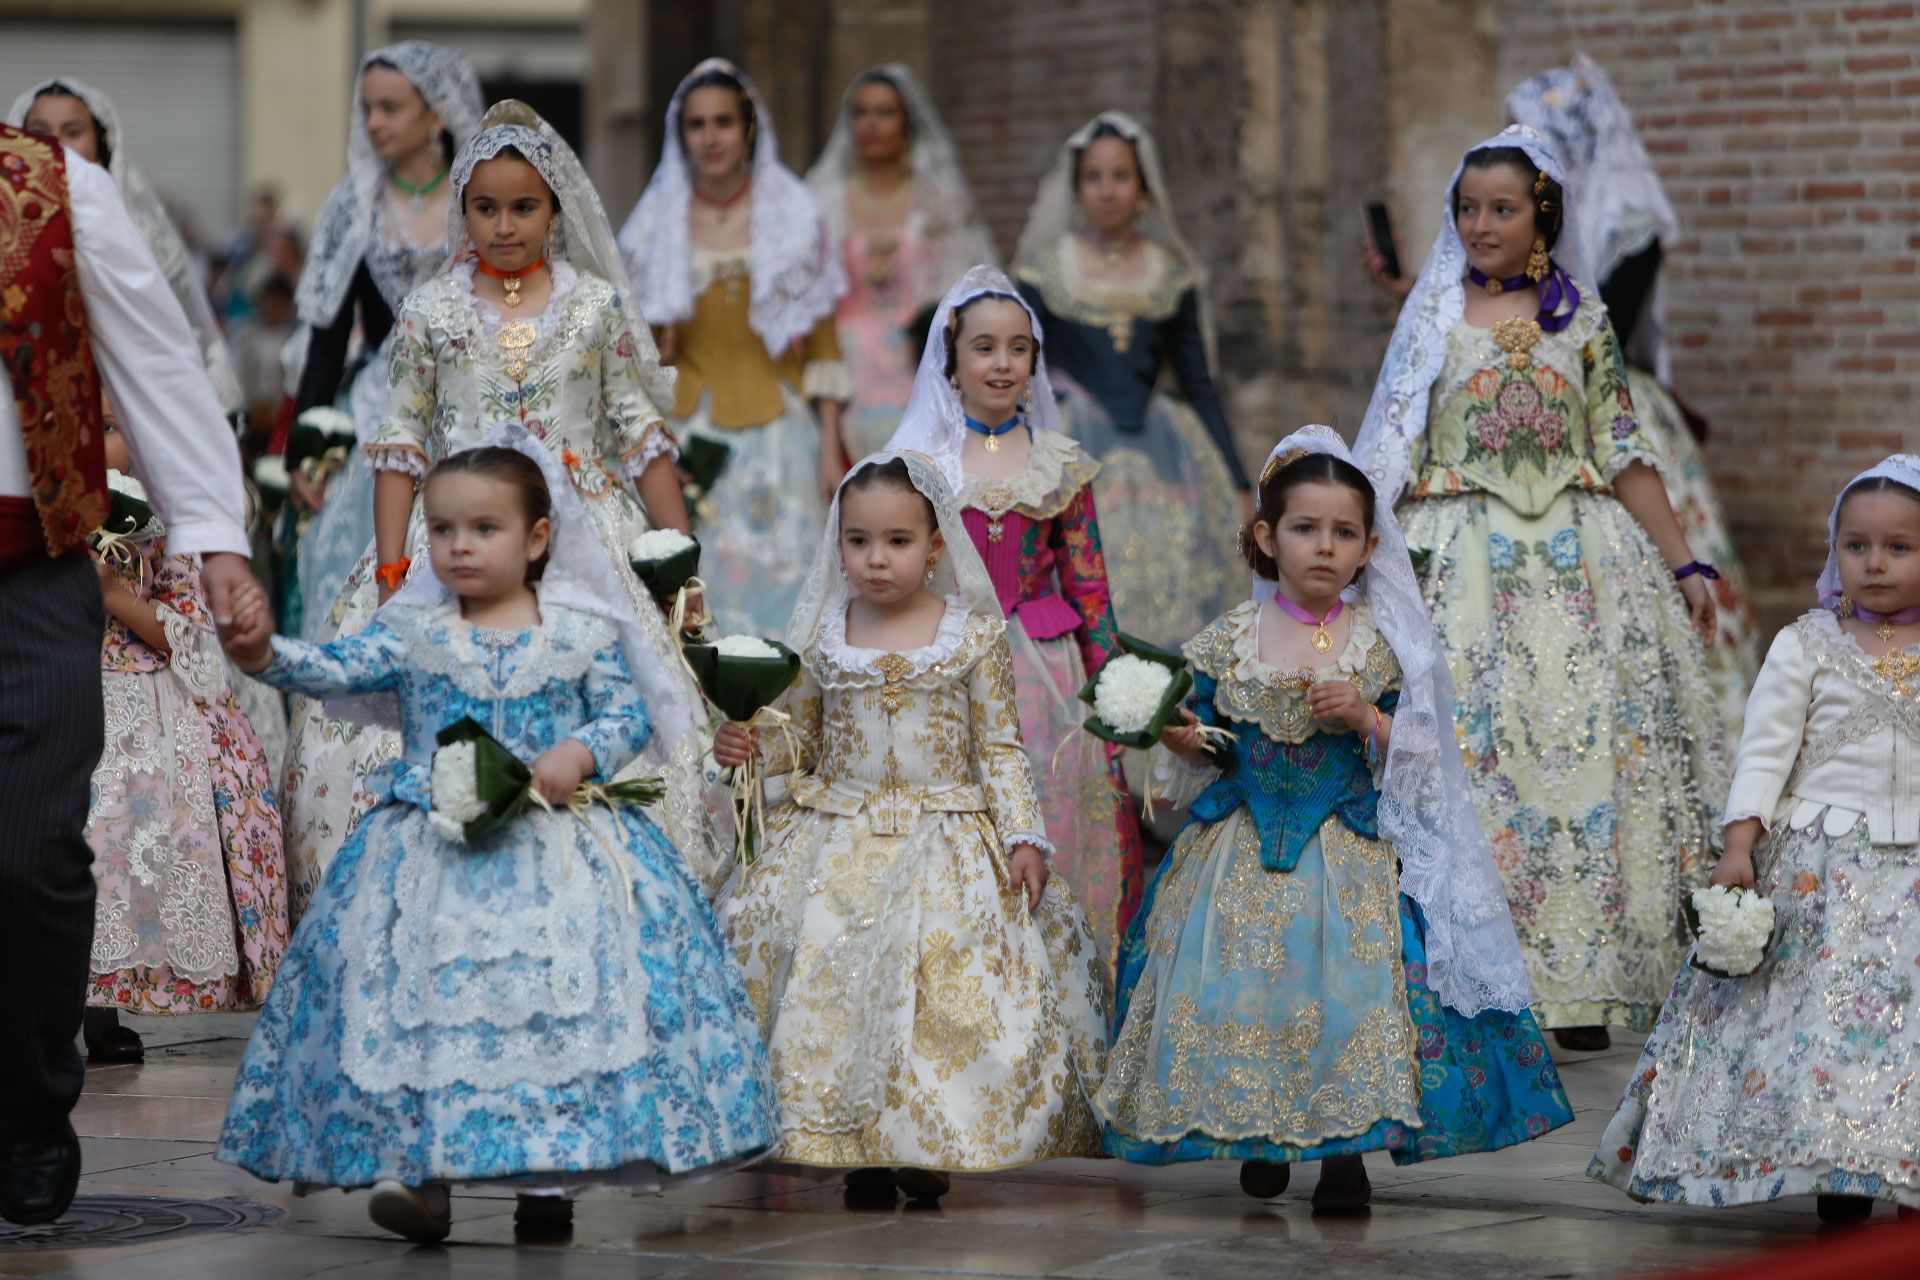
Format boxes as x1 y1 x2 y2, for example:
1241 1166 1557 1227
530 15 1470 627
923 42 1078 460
1259 448 1309 487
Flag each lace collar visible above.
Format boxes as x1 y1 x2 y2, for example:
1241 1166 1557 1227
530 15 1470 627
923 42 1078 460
1016 233 1195 326
960 430 1100 522
413 261 606 379
394 594 615 701
458 256 582 338
811 593 996 685
1797 609 1920 732
1187 599 1400 743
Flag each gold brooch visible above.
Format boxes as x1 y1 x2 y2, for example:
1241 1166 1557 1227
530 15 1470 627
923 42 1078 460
498 319 536 382
1490 316 1543 370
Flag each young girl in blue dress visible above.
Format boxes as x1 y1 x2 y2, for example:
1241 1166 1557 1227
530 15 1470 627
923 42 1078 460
1096 425 1572 1210
215 426 778 1243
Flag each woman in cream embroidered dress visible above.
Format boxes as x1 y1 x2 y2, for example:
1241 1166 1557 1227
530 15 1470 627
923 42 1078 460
1507 55 1759 746
1012 111 1249 649
886 267 1146 971
806 66 997 460
1354 126 1727 1047
1593 456 1920 1222
279 103 727 920
620 59 850 638
720 452 1108 1179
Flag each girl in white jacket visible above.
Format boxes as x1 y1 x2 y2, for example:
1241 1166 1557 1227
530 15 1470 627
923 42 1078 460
1591 453 1920 1225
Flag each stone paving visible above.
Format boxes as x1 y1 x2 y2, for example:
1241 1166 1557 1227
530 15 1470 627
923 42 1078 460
0 1015 1866 1278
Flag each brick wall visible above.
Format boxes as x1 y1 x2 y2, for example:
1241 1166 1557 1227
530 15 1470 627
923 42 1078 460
1496 1 1920 624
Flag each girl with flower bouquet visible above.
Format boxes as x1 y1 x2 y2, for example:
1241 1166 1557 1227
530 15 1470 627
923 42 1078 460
1098 427 1571 1211
80 423 288 1064
712 452 1109 1205
215 431 778 1245
1593 456 1920 1225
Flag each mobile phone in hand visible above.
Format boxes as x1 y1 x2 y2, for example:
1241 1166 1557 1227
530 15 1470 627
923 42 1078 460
1365 202 1401 280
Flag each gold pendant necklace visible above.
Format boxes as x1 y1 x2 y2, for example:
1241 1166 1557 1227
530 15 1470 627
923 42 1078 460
1879 620 1897 644
1310 623 1334 653
498 319 536 383
983 433 1000 453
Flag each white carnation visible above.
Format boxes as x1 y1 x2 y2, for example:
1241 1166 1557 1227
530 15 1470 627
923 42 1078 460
714 633 780 659
253 455 290 492
429 740 488 842
1094 654 1174 734
1691 885 1776 976
628 527 695 561
296 406 354 438
106 469 146 502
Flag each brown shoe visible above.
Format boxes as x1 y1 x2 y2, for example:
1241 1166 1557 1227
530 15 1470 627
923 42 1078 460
1553 1026 1611 1053
1311 1154 1371 1213
83 1010 144 1064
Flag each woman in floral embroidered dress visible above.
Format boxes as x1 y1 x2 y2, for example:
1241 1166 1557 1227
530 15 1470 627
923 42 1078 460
277 102 728 923
886 266 1145 972
83 425 286 1063
1353 125 1728 1051
1592 456 1920 1226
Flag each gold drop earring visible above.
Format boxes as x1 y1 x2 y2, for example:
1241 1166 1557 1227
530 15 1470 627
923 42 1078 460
1526 236 1550 283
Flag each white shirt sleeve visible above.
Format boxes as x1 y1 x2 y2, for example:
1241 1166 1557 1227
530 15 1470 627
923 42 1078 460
67 150 247 557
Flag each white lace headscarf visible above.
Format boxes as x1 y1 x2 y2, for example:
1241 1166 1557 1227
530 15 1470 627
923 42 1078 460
1508 54 1680 380
1254 425 1532 1017
883 265 1063 493
340 420 695 750
1012 109 1217 367
806 65 999 304
787 449 1002 655
296 41 484 330
1352 124 1588 506
446 101 675 407
1817 453 1920 610
619 58 847 357
9 77 243 413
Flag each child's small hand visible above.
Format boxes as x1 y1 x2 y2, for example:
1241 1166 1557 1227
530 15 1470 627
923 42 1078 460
1307 679 1372 734
1160 707 1204 758
1009 843 1050 911
223 583 277 673
530 739 595 806
712 721 759 769
1708 847 1756 890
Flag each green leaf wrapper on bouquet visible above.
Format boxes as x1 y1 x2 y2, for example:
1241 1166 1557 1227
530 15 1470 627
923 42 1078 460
284 406 356 473
626 528 702 600
676 435 731 530
430 717 537 843
682 635 803 724
1077 633 1194 751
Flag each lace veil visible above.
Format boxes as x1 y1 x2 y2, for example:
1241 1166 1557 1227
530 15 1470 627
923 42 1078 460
296 42 484 331
9 77 243 413
1817 453 1920 609
787 449 1003 655
805 64 999 304
619 57 846 356
1508 54 1680 380
445 101 675 406
1012 109 1216 365
1352 124 1587 506
883 265 1063 493
1254 425 1532 1017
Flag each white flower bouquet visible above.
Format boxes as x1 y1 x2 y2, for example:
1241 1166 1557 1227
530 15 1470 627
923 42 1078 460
94 468 161 544
682 634 803 864
1078 633 1193 750
1685 884 1777 979
252 453 291 498
429 716 662 844
626 528 702 601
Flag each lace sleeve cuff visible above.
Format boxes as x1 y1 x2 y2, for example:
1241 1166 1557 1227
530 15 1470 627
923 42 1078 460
1149 743 1220 811
1002 831 1056 863
1721 808 1770 832
366 443 429 478
1601 445 1665 485
802 359 854 404
620 420 680 480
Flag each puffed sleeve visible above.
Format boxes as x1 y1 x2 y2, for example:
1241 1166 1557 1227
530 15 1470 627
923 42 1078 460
364 298 436 479
1583 314 1659 483
568 642 654 780
968 629 1053 858
1166 287 1250 490
255 621 409 699
798 313 853 403
1723 624 1814 830
1147 665 1224 810
1049 482 1123 678
599 293 680 483
752 664 822 778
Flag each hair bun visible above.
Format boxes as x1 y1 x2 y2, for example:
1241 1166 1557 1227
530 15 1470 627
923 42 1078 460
480 99 541 130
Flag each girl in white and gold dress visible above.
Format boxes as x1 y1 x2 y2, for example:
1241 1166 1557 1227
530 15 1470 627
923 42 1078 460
714 451 1108 1204
279 102 729 920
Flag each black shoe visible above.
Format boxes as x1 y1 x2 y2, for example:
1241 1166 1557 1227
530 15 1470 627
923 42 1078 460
842 1167 897 1208
894 1168 950 1203
1552 1026 1611 1053
0 1119 82 1225
1239 1159 1291 1200
1311 1154 1371 1214
1817 1194 1875 1226
514 1194 573 1237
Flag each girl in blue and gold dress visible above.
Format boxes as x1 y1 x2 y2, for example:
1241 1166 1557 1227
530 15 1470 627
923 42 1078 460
1096 426 1571 1210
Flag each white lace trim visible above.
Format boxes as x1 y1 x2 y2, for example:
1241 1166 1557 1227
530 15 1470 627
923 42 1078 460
1196 600 1394 744
1003 830 1056 861
959 431 1099 522
801 358 853 403
620 421 680 478
460 257 580 339
689 247 749 298
391 596 616 703
815 593 972 682
159 604 227 705
366 445 428 478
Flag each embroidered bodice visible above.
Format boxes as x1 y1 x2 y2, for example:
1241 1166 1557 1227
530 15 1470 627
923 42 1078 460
1725 609 1920 845
256 601 651 811
1172 600 1402 871
758 602 1049 852
958 431 1117 674
367 262 674 483
1412 293 1656 517
664 248 848 428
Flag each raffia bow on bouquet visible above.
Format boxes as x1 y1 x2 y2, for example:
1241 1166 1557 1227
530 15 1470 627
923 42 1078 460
428 716 664 846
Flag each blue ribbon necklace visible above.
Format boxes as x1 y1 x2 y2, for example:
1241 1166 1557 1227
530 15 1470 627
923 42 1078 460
964 414 1023 453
